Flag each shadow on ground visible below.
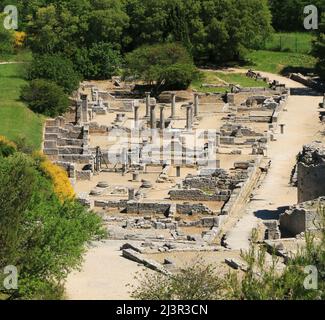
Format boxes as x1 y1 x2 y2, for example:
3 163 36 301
290 87 323 96
254 206 290 220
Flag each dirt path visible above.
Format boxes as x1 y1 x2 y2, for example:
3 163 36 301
65 240 145 300
225 71 324 250
0 61 24 65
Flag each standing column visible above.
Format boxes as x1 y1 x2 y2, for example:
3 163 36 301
134 105 139 129
171 93 176 119
323 94 325 108
80 94 89 123
186 104 193 131
194 93 200 117
150 104 157 129
145 92 151 118
160 105 165 130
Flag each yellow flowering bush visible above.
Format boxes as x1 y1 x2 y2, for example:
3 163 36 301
37 154 75 201
0 135 17 157
14 31 26 48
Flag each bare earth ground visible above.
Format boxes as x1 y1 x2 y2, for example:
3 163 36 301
65 240 147 300
65 69 324 299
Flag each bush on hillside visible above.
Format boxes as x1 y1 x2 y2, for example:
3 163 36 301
0 151 105 299
20 79 70 117
0 136 17 157
125 43 198 95
74 42 122 80
27 54 81 94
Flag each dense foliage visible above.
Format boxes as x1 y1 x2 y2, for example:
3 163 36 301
269 0 325 32
20 79 70 117
125 43 198 94
1 0 272 66
3 0 323 79
313 14 325 80
0 145 105 299
27 54 81 94
0 13 15 54
73 42 122 80
0 135 17 157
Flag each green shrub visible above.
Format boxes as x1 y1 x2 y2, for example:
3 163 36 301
0 135 17 157
20 79 70 117
125 43 197 94
74 42 122 80
27 54 81 94
0 14 15 55
0 152 105 299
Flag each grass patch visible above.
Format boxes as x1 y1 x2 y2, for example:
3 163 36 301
0 62 44 149
263 32 315 54
244 50 317 75
215 72 269 87
192 70 268 93
0 49 32 63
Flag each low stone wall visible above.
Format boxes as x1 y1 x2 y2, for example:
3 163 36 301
221 157 263 217
279 197 323 236
169 189 229 202
290 73 325 91
176 203 215 215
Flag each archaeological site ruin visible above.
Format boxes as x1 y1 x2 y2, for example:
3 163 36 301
40 68 325 290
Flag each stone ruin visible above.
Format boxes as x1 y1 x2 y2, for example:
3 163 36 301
279 197 324 237
40 72 298 273
296 142 325 203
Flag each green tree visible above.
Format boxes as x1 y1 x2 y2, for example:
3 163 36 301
125 43 198 95
0 13 15 55
0 151 105 299
269 0 325 32
313 14 325 80
86 0 129 49
28 54 81 94
74 42 122 80
20 79 70 117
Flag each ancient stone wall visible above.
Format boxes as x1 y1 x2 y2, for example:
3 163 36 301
297 142 325 203
279 197 323 236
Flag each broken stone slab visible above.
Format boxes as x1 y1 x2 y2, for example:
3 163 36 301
164 258 176 265
225 258 247 271
97 181 109 188
89 188 103 196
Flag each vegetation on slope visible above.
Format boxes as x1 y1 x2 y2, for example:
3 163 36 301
0 63 43 149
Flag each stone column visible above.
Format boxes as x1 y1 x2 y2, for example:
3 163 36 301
132 171 139 182
145 92 151 118
80 94 89 123
194 93 199 117
280 124 285 134
128 188 135 201
160 105 165 130
176 166 181 177
150 104 157 129
186 104 193 131
134 105 139 129
171 93 176 119
323 94 325 108
216 133 221 147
